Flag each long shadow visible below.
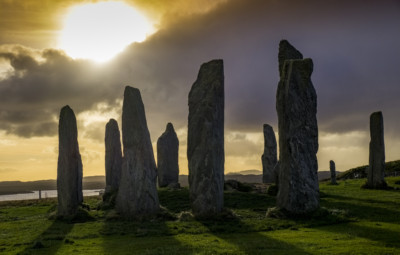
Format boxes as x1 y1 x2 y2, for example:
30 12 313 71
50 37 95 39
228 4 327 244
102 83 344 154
198 215 312 254
100 188 193 254
321 194 400 223
323 193 400 208
19 220 74 255
318 222 400 249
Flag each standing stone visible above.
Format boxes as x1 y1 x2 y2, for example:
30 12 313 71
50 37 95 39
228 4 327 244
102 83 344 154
157 123 179 187
105 119 122 193
188 59 224 218
330 160 337 185
261 124 278 183
116 86 159 218
57 105 83 217
367 111 387 188
278 40 303 77
276 40 319 214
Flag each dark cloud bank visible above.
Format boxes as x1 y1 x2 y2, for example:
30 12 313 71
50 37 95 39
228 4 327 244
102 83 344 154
1 0 400 141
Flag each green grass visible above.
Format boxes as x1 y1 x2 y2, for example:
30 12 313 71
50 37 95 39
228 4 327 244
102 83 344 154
1 177 400 254
338 160 400 180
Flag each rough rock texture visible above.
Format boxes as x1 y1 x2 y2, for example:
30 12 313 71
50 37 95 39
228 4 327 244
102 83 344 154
367 111 387 188
116 86 159 218
188 59 225 218
278 40 303 77
157 123 179 187
57 105 83 217
105 119 122 193
273 161 280 185
330 160 337 185
276 41 319 214
261 124 278 183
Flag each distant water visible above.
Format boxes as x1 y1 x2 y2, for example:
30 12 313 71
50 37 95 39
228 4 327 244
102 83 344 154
0 189 104 202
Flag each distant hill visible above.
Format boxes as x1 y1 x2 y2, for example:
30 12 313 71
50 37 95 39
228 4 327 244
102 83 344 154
226 169 262 175
2 161 398 195
0 176 105 195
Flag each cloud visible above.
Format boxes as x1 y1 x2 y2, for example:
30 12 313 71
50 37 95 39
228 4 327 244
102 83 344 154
0 0 400 144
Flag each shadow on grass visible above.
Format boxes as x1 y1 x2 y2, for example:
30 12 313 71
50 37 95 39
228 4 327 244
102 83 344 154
321 194 400 223
320 222 400 248
19 220 74 255
224 191 275 210
198 215 312 255
100 215 193 254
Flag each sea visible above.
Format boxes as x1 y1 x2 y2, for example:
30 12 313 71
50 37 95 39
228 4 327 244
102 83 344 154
0 189 104 202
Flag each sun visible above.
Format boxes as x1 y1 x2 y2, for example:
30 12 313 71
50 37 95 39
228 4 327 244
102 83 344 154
59 1 154 62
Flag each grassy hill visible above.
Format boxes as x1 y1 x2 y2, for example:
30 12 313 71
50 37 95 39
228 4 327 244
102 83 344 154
337 160 400 180
0 177 399 254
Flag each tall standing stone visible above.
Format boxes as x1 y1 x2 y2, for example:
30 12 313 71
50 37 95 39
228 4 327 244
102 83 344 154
367 111 387 188
157 123 179 187
188 59 224 218
105 119 122 193
57 105 83 217
116 86 159 218
330 160 337 185
276 40 319 214
261 124 278 183
278 40 303 77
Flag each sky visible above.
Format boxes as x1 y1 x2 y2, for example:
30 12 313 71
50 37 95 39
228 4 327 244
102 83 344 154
0 0 400 181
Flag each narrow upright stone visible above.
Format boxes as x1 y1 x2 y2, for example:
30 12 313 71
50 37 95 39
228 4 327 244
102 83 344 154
116 86 159 218
157 123 179 187
57 105 83 217
105 119 122 193
188 59 224 218
330 160 337 185
276 41 319 214
261 124 278 183
367 111 387 188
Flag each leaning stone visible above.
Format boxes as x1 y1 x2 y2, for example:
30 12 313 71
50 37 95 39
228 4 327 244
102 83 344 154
116 86 159 219
188 59 225 218
366 111 387 188
261 124 278 183
276 41 319 214
157 123 179 187
104 119 122 193
57 105 83 217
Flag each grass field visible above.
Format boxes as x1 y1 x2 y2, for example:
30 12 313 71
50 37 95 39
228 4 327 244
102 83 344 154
1 177 399 254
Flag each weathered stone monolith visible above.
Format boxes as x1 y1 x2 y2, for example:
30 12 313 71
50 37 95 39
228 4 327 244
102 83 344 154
276 40 319 214
330 160 337 185
262 124 278 183
105 119 122 193
278 40 303 77
116 86 159 218
57 105 83 217
188 59 224 218
157 123 179 187
366 111 387 188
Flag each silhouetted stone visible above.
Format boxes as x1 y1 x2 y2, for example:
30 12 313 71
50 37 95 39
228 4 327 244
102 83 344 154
276 41 319 214
330 160 337 185
274 161 280 186
366 111 387 188
261 124 278 183
157 123 179 187
188 59 224 218
116 86 159 219
57 105 83 217
278 40 303 77
104 119 122 193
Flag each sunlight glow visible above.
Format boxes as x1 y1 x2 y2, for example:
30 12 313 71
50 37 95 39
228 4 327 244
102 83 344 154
59 1 154 62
